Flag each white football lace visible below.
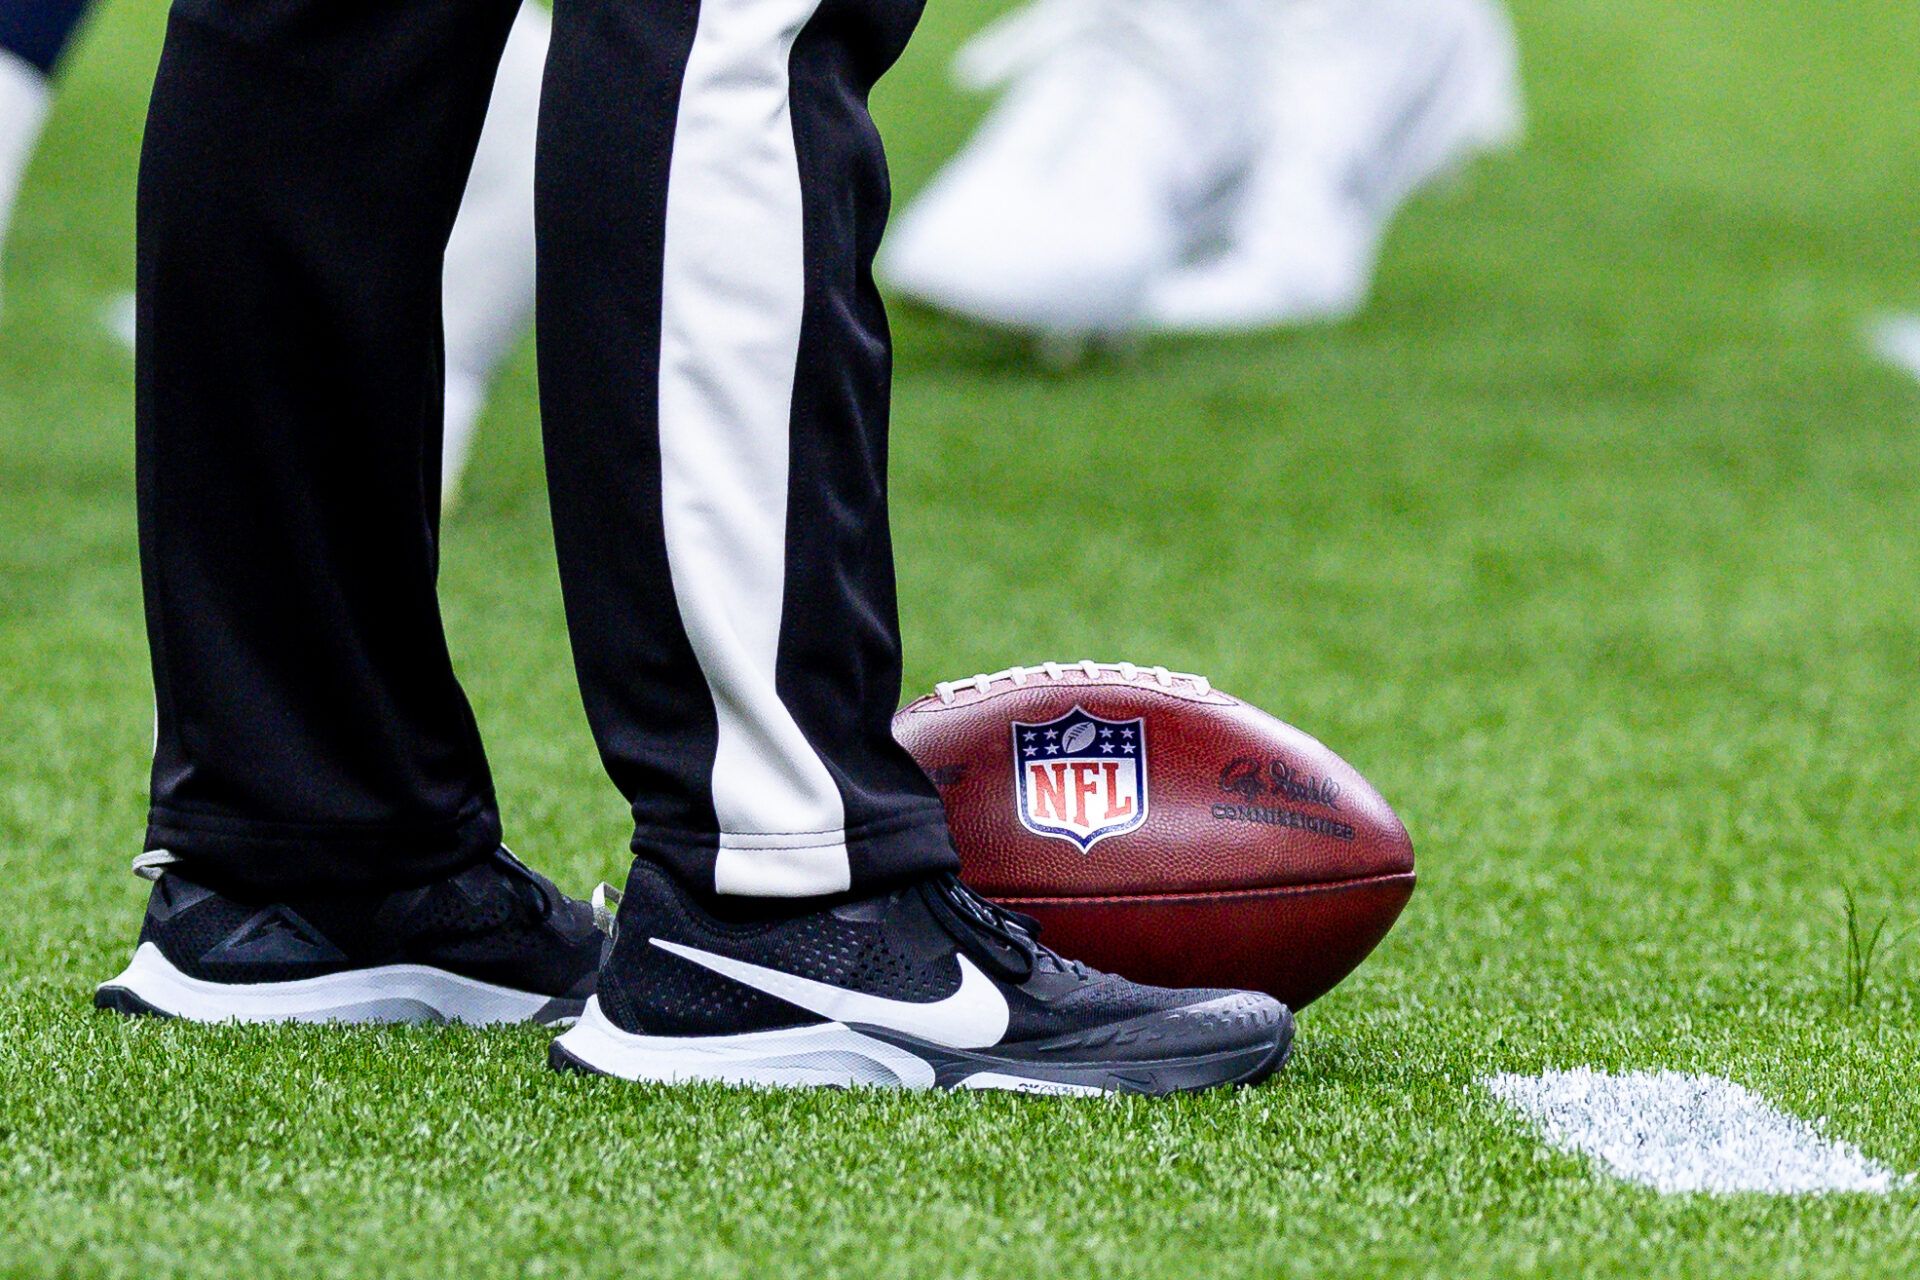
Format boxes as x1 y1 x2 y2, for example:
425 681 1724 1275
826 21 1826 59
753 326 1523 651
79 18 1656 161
933 661 1212 706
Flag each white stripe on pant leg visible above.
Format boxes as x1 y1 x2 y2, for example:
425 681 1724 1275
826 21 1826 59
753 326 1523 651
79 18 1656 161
657 0 849 898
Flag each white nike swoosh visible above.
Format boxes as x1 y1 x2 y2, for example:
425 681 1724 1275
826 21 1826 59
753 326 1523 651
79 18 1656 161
649 939 1011 1050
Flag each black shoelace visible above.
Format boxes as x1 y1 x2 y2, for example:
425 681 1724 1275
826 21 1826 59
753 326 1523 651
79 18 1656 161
932 875 1090 981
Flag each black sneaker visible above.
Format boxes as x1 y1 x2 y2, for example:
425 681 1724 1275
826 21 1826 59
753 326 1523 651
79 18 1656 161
550 862 1293 1095
94 847 604 1025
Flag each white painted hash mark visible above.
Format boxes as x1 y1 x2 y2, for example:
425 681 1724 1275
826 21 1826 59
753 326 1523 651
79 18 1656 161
1485 1070 1904 1195
1867 314 1920 384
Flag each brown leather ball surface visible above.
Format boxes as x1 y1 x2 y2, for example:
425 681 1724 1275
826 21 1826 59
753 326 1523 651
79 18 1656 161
894 662 1415 1010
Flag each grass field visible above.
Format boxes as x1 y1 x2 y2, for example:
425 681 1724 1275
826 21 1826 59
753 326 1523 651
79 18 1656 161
5 0 1920 1275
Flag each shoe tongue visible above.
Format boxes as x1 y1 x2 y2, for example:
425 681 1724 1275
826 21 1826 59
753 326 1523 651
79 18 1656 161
829 888 902 924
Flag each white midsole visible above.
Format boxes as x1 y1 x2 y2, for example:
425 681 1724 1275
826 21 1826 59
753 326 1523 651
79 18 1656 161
553 998 1108 1095
554 998 937 1088
98 942 574 1026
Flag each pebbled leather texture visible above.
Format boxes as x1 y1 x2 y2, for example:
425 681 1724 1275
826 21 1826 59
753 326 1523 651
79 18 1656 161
894 667 1415 1008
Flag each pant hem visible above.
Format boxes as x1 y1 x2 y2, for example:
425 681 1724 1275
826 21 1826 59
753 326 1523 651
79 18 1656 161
631 802 958 900
143 796 503 895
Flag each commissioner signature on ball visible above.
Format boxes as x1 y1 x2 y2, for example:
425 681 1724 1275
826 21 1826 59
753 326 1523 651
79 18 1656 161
1218 756 1344 810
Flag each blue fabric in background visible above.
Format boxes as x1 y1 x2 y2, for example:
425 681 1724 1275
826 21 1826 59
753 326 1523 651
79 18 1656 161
0 0 93 75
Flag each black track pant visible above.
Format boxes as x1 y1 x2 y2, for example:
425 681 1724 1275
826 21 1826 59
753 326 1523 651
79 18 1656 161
136 0 954 899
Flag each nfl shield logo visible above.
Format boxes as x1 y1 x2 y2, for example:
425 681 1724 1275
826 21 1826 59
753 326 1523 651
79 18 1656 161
1011 707 1148 852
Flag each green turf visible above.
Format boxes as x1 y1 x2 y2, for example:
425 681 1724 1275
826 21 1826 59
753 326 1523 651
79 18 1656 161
5 0 1920 1275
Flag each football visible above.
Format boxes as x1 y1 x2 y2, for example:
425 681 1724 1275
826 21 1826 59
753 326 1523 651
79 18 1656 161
894 662 1415 1009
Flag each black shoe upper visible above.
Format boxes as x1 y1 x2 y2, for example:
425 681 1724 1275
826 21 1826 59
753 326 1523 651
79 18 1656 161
134 847 603 1000
598 860 1287 1066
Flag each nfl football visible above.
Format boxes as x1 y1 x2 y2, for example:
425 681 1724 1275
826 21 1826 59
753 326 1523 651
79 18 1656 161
893 661 1414 1009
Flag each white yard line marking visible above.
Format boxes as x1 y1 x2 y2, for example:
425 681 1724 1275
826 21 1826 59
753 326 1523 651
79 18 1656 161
1485 1069 1904 1195
1867 314 1920 383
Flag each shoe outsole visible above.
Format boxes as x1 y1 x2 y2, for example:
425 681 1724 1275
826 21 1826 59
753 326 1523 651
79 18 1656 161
94 943 585 1026
549 999 1293 1096
94 984 585 1027
93 985 175 1019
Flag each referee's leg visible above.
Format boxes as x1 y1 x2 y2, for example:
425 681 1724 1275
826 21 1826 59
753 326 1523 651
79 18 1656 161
136 0 526 893
536 0 955 902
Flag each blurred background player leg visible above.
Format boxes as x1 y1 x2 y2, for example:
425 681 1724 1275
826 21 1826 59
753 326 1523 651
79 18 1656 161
0 0 90 321
437 0 546 508
880 0 1523 342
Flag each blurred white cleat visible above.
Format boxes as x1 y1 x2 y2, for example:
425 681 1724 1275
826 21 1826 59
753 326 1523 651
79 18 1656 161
880 0 1275 337
1147 0 1524 332
0 50 53 324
